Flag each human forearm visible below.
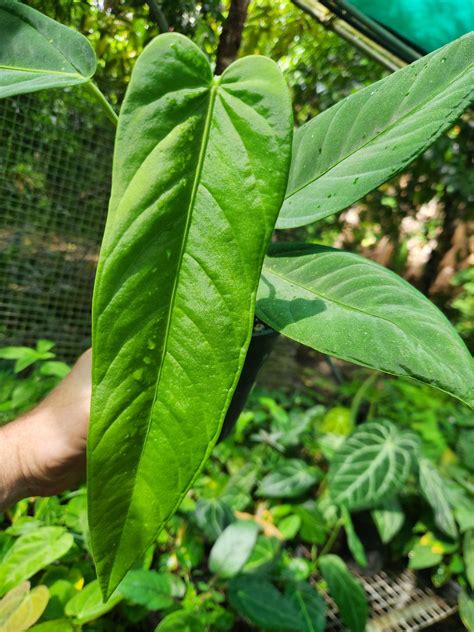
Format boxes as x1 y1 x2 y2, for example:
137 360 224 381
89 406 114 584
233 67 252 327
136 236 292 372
0 349 91 510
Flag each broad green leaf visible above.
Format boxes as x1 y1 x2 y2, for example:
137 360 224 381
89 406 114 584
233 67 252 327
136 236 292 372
459 590 474 632
242 536 280 573
154 611 202 632
341 507 367 568
194 498 234 541
295 502 328 545
119 570 184 610
318 555 367 632
371 497 405 544
229 575 301 631
285 583 326 632
0 585 48 632
88 32 292 597
0 0 96 98
258 244 474 407
328 420 419 510
408 536 443 570
278 515 302 540
0 582 29 624
0 528 73 596
64 580 122 624
277 33 474 228
257 459 323 499
209 520 259 578
418 459 457 538
465 531 474 591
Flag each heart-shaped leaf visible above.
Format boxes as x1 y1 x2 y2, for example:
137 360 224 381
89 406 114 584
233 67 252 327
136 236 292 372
0 528 73 596
328 420 419 510
318 555 367 632
0 0 96 98
89 32 292 597
64 580 122 625
277 32 474 228
257 244 474 407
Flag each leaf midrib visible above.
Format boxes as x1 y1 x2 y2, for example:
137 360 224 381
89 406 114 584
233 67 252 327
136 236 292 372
262 265 413 331
0 63 81 78
108 77 221 590
284 55 473 203
0 6 90 78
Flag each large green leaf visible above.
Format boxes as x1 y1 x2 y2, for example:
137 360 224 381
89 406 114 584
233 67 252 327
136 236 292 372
459 590 474 632
88 33 292 597
285 583 326 632
257 244 474 407
328 420 419 510
0 0 96 98
64 581 122 625
228 576 302 631
277 33 474 228
118 570 184 611
318 555 367 632
418 458 457 538
0 528 73 596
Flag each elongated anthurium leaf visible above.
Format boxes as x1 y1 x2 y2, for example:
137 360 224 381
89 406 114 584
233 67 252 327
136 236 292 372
257 244 474 407
328 420 419 510
0 0 96 98
418 458 457 538
277 32 474 228
89 33 292 598
318 555 367 632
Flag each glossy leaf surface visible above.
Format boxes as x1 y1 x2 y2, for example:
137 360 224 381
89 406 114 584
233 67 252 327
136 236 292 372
89 33 292 597
0 0 96 98
208 521 259 578
278 33 474 228
328 421 419 510
64 581 122 624
318 555 367 632
257 244 474 407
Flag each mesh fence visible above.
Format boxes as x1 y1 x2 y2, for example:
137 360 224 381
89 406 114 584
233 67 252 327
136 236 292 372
0 88 115 362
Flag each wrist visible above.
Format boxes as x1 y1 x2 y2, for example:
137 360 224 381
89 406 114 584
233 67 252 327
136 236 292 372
0 419 31 510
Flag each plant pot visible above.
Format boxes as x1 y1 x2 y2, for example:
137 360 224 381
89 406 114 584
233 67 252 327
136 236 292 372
218 321 279 442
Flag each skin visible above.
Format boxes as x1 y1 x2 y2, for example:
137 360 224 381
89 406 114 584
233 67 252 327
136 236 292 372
0 349 91 510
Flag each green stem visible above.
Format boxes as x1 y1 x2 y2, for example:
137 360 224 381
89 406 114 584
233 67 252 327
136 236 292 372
319 517 343 558
350 372 377 426
85 81 118 127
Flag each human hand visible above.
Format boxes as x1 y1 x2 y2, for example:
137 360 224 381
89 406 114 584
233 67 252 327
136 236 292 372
0 349 91 508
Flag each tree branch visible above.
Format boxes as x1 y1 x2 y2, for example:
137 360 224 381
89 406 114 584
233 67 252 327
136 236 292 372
215 0 250 74
145 0 169 33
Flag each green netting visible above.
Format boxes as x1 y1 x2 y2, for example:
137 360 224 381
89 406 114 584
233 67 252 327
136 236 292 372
0 88 114 361
348 0 474 53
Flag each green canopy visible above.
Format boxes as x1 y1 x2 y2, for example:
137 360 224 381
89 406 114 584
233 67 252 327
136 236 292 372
349 0 474 53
